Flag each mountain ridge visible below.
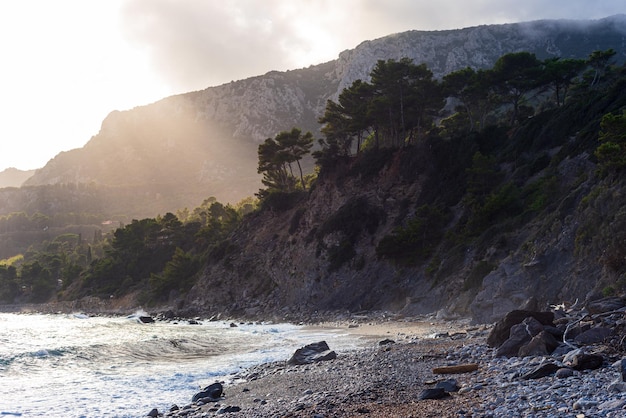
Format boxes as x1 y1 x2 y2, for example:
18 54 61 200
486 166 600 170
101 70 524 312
20 15 626 210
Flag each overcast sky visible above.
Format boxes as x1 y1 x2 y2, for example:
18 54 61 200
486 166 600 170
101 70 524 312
0 0 624 172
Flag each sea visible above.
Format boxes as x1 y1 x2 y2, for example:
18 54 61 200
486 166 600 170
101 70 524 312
0 312 372 417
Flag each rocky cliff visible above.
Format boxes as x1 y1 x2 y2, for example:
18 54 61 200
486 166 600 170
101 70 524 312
21 15 626 213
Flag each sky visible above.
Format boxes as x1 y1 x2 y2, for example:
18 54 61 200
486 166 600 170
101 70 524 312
0 0 624 173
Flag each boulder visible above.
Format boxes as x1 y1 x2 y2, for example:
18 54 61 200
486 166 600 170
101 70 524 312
487 310 555 348
287 341 337 365
573 327 612 345
518 330 561 357
495 316 546 357
495 322 532 357
192 382 223 403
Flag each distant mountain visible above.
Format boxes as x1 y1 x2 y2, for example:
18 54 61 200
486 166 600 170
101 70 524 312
0 167 35 188
18 15 626 214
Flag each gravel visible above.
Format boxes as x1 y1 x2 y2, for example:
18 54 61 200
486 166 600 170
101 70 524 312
151 322 626 417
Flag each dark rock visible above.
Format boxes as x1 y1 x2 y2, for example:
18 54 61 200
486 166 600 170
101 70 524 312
543 325 564 340
139 316 155 323
216 405 241 414
419 387 450 400
551 344 575 357
570 353 604 371
518 330 561 357
379 338 395 346
586 296 626 314
229 322 238 327
147 408 159 417
521 363 561 379
435 379 460 392
574 327 612 345
487 310 555 348
287 341 337 365
555 368 574 379
496 326 531 357
192 382 223 402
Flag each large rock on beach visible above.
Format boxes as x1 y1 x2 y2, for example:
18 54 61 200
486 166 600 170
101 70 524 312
287 341 337 365
487 310 555 348
192 382 223 403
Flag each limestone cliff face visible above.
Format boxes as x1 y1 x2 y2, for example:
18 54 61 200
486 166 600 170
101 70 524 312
22 16 626 209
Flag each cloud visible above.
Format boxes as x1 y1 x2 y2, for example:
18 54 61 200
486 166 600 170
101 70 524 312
119 0 625 92
120 0 327 91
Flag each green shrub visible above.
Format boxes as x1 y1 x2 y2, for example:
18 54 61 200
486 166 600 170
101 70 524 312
260 191 306 212
318 197 383 242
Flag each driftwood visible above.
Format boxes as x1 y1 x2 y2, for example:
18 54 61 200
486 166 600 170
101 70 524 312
432 363 479 374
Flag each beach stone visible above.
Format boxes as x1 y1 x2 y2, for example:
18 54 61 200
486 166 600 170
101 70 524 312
192 382 223 402
419 387 449 400
570 353 604 371
487 310 555 347
435 379 460 392
555 368 574 379
574 327 612 344
608 378 626 393
619 358 626 381
599 398 626 411
521 363 560 380
147 408 159 417
573 398 599 410
379 338 395 346
216 405 241 414
287 341 337 365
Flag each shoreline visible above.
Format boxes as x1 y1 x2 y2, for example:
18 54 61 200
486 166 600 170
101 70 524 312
157 318 490 417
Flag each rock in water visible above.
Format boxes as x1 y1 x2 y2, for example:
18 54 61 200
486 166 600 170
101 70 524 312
192 382 223 402
287 341 337 365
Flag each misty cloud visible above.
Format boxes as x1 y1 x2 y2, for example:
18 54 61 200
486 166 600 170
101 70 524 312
122 0 625 92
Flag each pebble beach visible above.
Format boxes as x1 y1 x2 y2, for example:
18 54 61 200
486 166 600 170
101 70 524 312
151 315 626 417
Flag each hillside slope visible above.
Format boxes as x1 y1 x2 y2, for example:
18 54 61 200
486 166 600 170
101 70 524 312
184 65 626 323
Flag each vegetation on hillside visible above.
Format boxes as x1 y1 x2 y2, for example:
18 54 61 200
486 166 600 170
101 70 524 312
1 48 625 308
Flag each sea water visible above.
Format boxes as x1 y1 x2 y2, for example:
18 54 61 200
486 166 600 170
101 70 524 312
0 312 369 417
